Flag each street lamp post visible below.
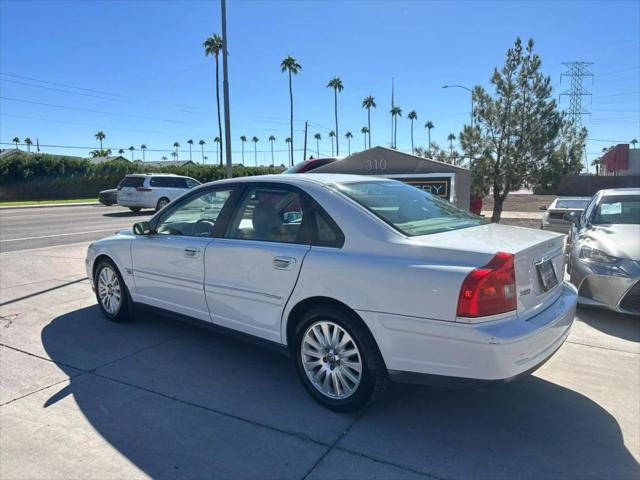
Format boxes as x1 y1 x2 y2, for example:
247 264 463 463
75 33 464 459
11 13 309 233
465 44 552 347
442 84 474 128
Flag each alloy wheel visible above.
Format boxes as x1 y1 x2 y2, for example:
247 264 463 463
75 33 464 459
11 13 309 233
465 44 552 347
97 266 122 315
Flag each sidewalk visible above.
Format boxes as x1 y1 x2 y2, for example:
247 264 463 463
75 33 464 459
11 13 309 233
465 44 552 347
481 210 544 220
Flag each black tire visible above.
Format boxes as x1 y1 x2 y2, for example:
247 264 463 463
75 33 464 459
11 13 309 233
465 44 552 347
156 197 170 211
94 259 132 322
293 306 388 412
129 207 141 213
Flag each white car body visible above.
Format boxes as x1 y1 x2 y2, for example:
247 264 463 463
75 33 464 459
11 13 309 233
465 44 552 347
87 174 577 392
541 196 592 234
117 173 200 210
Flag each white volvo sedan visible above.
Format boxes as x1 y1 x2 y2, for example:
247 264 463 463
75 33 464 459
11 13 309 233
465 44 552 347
86 174 578 411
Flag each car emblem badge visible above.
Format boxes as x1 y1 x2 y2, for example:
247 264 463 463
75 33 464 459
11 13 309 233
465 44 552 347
520 288 531 297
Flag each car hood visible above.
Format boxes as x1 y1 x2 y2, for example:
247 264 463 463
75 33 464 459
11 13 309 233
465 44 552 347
585 224 640 261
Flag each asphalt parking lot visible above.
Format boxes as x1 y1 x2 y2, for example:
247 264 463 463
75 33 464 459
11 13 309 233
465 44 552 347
0 208 639 479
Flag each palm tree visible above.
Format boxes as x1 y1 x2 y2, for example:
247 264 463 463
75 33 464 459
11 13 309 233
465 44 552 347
140 144 147 162
281 56 302 166
425 121 434 153
631 139 638 149
361 126 369 150
128 146 135 161
203 34 224 166
24 137 33 153
252 136 259 166
171 151 177 161
94 131 106 150
214 136 221 163
361 95 376 149
285 137 292 161
268 135 276 164
327 76 344 156
162 155 168 162
390 106 402 149
407 110 417 153
345 131 353 155
447 133 456 154
187 139 194 161
199 140 206 163
328 131 336 156
118 148 125 155
12 137 20 148
314 133 321 156
240 135 247 163
173 141 180 161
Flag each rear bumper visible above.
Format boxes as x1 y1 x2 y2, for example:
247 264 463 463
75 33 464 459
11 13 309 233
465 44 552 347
358 282 577 382
541 220 571 234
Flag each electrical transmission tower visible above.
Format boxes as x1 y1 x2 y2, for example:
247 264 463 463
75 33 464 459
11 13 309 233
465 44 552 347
559 61 594 130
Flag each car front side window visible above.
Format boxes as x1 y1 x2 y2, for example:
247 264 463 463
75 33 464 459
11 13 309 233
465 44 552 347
154 188 234 237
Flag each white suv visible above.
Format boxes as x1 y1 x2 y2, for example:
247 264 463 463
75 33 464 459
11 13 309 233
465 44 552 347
117 174 201 212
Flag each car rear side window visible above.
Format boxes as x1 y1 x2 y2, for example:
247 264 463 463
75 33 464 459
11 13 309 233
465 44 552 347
119 176 145 188
150 176 188 188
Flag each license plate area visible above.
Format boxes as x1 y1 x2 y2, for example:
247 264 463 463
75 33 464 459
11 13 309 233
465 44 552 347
536 258 558 292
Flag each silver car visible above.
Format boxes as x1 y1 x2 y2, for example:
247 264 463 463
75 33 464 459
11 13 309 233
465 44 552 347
566 188 640 314
541 197 591 233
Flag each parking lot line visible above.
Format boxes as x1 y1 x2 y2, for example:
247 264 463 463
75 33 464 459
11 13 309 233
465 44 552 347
0 228 124 243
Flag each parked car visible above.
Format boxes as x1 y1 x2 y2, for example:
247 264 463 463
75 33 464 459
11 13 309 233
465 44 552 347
98 188 118 206
541 196 591 233
284 157 337 173
565 188 640 314
86 174 577 411
116 174 200 212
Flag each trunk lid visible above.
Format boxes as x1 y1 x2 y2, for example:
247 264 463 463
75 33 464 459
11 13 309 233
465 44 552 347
410 223 565 319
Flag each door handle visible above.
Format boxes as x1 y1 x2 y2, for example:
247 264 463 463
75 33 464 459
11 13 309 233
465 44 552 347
273 256 295 270
184 247 201 258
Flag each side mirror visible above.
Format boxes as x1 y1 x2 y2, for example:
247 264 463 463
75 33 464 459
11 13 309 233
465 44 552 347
539 205 547 211
133 221 151 235
563 211 580 224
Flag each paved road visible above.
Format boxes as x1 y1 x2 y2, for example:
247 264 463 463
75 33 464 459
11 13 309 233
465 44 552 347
0 205 153 252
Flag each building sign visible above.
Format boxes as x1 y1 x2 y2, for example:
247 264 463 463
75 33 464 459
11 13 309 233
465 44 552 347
398 177 451 199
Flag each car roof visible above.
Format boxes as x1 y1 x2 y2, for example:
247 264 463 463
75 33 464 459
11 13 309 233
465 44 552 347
599 188 640 196
202 173 390 187
126 173 192 178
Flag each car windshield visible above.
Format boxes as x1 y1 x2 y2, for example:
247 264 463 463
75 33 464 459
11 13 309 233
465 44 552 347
593 194 640 225
555 199 590 209
334 180 487 236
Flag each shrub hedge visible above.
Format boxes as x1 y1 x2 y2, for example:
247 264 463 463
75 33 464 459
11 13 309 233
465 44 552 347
0 153 285 200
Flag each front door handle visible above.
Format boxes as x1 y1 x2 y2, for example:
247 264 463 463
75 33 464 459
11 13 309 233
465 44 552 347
184 247 201 258
273 256 295 270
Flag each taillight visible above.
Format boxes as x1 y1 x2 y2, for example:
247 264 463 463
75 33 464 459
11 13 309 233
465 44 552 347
457 252 517 318
135 187 152 192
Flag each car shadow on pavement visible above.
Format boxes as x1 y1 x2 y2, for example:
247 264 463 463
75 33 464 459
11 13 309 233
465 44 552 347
40 306 639 479
578 306 640 342
102 211 151 218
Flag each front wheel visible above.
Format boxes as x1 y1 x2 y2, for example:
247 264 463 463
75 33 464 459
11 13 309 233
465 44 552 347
94 260 131 322
293 307 388 412
129 207 141 213
156 197 169 211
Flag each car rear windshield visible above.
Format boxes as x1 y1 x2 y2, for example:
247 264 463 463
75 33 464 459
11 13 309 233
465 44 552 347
118 176 145 188
334 180 486 236
593 195 640 225
555 199 590 209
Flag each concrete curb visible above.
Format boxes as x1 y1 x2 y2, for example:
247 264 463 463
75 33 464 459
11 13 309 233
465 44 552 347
0 202 101 210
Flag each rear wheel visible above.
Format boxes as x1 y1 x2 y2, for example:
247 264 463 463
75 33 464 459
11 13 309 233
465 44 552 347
94 259 131 322
293 307 388 412
156 197 169 211
129 207 141 213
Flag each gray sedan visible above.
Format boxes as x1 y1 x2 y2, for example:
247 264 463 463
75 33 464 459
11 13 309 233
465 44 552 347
566 188 640 314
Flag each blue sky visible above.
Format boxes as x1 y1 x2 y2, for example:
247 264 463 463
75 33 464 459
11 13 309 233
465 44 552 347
1 0 638 167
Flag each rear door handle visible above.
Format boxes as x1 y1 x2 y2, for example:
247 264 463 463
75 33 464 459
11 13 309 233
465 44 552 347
184 247 201 258
273 256 295 270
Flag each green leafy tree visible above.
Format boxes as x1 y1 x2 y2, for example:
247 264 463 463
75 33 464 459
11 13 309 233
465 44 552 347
407 110 417 153
281 56 302 166
199 140 206 163
447 133 456 154
533 124 586 191
118 149 125 155
187 139 193 161
327 76 344 155
240 135 247 163
328 130 336 156
90 149 112 157
362 96 376 149
12 137 20 148
425 121 434 152
140 144 147 162
252 136 259 166
390 106 402 149
361 126 369 150
94 131 106 150
314 133 321 156
203 33 224 166
459 38 564 222
345 131 353 155
24 137 33 153
268 135 276 164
